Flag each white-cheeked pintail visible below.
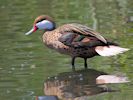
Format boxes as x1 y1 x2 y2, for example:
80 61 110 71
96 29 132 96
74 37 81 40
25 15 129 70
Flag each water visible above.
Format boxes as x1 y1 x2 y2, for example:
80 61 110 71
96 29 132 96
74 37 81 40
0 0 133 100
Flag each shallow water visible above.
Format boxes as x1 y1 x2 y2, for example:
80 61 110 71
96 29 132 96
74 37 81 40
0 0 133 100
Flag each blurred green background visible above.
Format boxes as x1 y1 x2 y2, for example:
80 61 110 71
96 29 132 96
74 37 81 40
0 0 132 100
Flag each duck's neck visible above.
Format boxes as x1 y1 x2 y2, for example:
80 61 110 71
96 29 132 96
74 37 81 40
51 21 56 30
52 23 56 30
46 22 56 31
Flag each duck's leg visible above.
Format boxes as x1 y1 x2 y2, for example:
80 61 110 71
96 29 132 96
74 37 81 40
71 57 76 71
84 58 88 69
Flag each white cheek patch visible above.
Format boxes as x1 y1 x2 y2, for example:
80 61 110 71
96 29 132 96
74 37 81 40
36 20 53 30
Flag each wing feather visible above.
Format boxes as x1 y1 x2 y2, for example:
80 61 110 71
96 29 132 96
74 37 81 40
59 23 107 44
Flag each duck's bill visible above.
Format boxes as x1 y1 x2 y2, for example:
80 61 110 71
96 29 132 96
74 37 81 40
25 28 34 35
25 26 38 35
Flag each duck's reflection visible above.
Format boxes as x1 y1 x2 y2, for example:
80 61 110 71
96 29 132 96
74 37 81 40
44 69 117 100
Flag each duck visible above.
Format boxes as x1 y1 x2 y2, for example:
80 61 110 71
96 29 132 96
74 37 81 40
25 15 129 70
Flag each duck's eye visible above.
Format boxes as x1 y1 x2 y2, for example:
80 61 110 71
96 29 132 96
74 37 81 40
37 18 46 23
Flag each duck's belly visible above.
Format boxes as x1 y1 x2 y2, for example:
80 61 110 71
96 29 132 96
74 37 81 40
45 41 97 58
70 47 98 58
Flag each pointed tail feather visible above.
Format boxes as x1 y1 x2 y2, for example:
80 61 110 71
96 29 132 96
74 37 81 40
95 45 129 56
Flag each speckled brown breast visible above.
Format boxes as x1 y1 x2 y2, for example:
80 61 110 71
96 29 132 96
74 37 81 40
42 29 98 58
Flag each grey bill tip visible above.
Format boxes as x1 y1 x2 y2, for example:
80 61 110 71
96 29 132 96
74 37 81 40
25 28 34 35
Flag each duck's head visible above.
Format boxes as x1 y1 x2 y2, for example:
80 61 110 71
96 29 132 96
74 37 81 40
25 15 56 35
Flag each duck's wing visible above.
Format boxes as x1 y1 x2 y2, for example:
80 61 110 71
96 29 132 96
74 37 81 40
59 23 107 44
58 23 108 48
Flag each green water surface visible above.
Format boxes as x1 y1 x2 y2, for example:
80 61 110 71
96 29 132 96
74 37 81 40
0 0 133 100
